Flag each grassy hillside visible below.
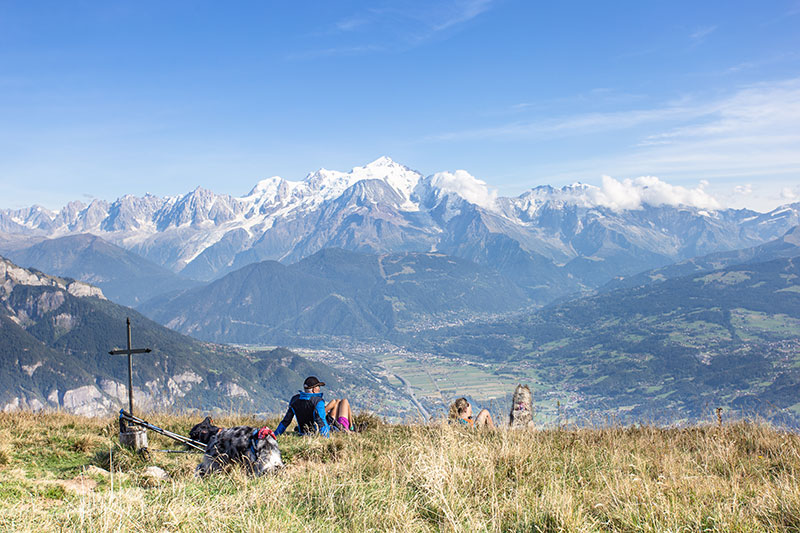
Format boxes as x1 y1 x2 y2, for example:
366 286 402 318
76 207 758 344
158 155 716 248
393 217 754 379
0 411 798 531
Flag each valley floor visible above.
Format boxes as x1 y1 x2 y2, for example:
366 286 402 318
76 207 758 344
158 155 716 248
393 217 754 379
0 411 798 532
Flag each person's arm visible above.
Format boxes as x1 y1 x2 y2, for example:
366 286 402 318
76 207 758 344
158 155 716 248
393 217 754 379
314 399 330 437
275 405 295 436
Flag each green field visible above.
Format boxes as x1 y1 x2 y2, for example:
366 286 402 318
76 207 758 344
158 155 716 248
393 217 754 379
732 309 800 338
373 352 542 415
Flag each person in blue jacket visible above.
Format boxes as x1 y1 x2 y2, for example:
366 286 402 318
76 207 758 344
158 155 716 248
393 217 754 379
274 376 331 437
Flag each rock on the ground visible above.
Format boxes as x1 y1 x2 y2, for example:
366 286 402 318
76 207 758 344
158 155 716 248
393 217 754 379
142 465 169 480
85 465 110 477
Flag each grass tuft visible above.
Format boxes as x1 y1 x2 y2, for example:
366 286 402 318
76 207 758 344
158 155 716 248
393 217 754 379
0 443 11 466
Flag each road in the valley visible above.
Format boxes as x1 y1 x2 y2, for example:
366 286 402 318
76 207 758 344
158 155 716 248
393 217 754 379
394 373 430 420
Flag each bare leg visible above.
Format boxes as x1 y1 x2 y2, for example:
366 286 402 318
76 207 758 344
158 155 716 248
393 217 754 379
331 398 353 431
325 399 340 418
474 409 494 429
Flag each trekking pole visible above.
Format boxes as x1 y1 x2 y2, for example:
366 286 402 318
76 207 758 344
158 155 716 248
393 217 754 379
120 410 204 449
152 449 200 454
119 410 207 452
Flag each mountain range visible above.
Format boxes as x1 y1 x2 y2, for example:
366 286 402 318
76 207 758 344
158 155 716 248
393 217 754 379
2 157 799 306
0 234 197 306
0 256 407 417
3 157 800 423
602 225 800 292
138 247 530 344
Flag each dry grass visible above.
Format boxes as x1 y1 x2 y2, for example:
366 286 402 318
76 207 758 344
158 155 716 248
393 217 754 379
0 411 798 531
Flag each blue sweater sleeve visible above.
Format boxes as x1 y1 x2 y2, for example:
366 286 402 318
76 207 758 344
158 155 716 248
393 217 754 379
275 405 295 436
315 400 330 437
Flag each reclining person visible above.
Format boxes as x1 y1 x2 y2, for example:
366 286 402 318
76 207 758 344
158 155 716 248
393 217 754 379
449 397 495 428
275 376 331 437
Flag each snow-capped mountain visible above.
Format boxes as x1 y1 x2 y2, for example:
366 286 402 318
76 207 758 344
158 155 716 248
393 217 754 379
1 157 798 304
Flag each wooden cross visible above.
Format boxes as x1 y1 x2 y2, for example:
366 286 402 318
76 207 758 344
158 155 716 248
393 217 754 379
108 317 151 416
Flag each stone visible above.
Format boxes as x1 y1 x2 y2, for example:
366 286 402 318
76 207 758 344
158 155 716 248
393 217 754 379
142 466 169 480
61 476 98 496
85 465 110 477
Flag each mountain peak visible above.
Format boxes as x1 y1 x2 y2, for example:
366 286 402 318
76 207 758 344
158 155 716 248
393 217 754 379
363 156 398 168
349 157 421 203
246 176 286 198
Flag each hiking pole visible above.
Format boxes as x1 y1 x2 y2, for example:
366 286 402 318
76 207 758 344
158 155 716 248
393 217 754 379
151 449 201 454
119 410 207 452
121 413 206 452
120 410 205 450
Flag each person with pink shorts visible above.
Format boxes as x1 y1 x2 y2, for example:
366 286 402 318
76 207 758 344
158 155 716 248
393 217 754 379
325 398 354 432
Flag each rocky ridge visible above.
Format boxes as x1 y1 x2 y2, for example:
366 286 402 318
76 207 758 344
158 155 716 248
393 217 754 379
0 257 401 417
2 157 799 304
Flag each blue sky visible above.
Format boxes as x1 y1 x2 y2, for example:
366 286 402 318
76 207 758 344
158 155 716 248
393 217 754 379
1 0 799 211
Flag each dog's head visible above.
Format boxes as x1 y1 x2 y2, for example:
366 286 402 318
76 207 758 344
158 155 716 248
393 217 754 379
250 432 284 475
512 384 532 409
189 416 220 445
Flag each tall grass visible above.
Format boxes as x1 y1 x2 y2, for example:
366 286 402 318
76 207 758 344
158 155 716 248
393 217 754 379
0 411 798 531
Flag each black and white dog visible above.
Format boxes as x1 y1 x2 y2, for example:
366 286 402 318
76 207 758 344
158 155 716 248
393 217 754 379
189 416 220 445
509 384 535 429
196 426 283 477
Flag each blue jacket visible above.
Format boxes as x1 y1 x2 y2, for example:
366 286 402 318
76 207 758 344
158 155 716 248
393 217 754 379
275 391 330 437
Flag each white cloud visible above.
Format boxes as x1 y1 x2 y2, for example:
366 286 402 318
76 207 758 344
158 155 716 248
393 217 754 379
428 102 703 142
735 184 753 195
308 0 494 57
335 17 369 32
430 0 493 32
781 187 798 201
429 170 497 210
431 78 800 213
433 79 800 145
690 25 717 44
580 176 722 211
644 79 800 143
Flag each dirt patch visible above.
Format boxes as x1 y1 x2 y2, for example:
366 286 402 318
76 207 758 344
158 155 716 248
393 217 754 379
60 475 98 496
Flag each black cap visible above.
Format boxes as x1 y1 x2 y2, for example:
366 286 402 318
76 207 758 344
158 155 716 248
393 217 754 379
303 376 325 389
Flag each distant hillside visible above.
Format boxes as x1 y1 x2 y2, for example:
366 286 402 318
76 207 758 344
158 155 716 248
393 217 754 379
0 234 198 306
602 225 800 292
139 248 531 344
410 256 800 425
0 256 408 417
